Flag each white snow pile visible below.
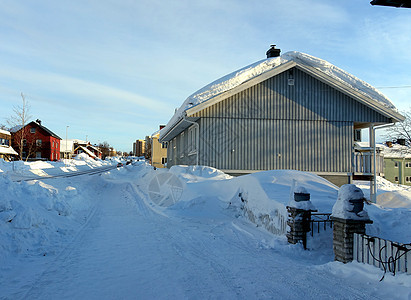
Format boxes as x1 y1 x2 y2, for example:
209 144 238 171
161 51 396 139
1 159 411 298
332 184 369 220
0 157 121 259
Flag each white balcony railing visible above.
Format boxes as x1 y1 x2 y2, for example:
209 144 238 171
353 151 384 175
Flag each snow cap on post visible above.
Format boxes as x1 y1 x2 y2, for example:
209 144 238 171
288 180 316 211
332 184 369 220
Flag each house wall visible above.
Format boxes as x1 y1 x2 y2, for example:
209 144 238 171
384 157 411 186
12 123 61 161
0 131 11 147
151 135 168 168
167 68 391 180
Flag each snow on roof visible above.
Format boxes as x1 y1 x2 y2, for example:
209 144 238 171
381 144 411 158
354 142 385 150
75 145 96 158
0 129 11 135
160 51 398 140
0 145 18 155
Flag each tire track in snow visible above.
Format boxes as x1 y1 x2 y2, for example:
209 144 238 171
15 182 109 300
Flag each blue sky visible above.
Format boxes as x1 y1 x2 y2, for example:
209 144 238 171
0 1 410 152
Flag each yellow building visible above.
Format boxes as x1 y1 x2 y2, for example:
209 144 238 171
151 129 167 168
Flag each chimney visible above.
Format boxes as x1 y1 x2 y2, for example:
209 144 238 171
397 138 406 146
36 119 42 125
266 45 281 58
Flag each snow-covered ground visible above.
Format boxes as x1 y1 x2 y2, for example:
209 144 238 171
1 158 410 299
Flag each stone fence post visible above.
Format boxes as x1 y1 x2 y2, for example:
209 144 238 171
331 184 373 263
286 185 316 250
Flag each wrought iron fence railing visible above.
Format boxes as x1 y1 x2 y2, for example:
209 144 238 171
310 213 333 237
354 233 411 280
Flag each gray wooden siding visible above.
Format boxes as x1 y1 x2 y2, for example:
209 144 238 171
167 67 388 171
198 118 352 172
190 68 390 124
167 132 197 166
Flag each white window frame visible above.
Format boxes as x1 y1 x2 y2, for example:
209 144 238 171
30 128 36 133
394 176 399 182
394 161 399 168
180 132 185 158
188 125 197 156
36 139 42 146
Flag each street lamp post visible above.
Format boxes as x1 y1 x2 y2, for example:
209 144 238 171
65 126 69 165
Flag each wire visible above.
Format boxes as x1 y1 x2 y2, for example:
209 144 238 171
365 239 411 281
375 86 411 89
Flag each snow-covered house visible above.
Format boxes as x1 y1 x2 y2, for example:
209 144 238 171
0 129 18 161
11 120 61 161
73 141 102 159
159 47 404 194
61 139 102 159
381 142 411 186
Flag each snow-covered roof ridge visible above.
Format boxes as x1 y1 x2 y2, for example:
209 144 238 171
160 51 398 140
285 51 396 110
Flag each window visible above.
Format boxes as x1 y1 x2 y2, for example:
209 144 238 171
162 142 167 149
180 132 185 157
354 129 361 142
36 152 42 159
406 162 411 168
30 128 36 133
394 161 399 168
23 139 27 146
5 139 9 146
0 138 3 145
52 141 55 147
36 139 42 146
394 176 399 182
162 157 167 165
406 176 410 182
188 125 197 154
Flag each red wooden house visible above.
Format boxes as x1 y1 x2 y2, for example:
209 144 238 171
11 119 62 161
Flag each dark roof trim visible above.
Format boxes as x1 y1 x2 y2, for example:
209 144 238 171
371 0 411 8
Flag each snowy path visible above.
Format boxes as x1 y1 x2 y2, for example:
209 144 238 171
2 175 406 299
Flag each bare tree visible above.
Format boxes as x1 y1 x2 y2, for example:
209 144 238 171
385 108 411 145
98 141 111 159
7 93 32 160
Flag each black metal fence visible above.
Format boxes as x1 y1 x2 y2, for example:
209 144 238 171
310 213 333 237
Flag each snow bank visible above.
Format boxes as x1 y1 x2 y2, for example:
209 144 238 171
0 157 124 260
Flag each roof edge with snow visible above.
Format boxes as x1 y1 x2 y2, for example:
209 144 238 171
160 51 404 141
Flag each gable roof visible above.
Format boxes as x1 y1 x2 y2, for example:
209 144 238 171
74 145 96 158
13 121 62 140
160 51 404 141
